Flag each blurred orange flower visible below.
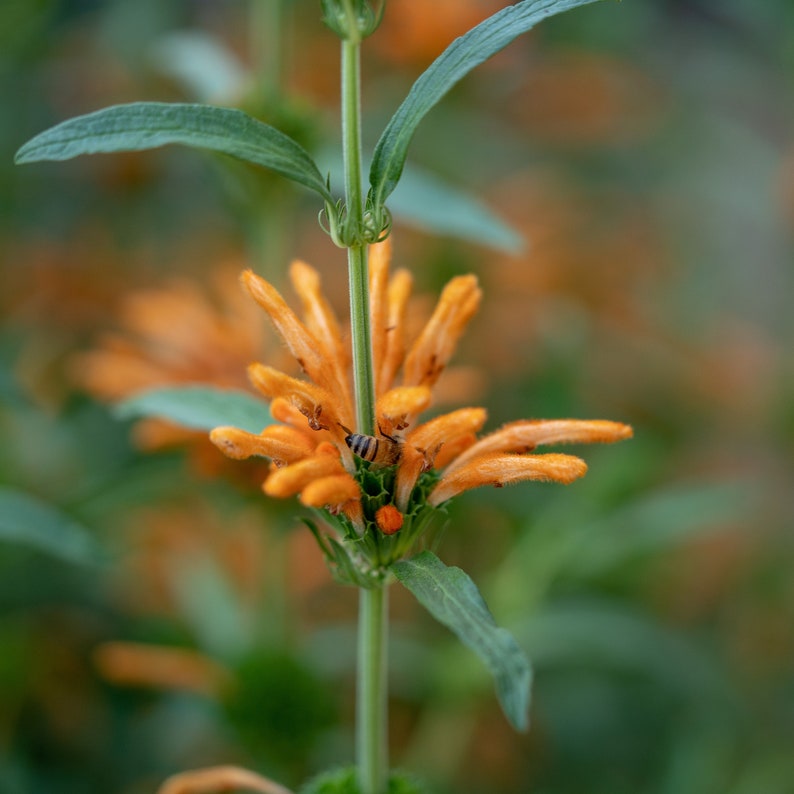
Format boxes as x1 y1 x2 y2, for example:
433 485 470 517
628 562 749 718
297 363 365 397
72 262 279 477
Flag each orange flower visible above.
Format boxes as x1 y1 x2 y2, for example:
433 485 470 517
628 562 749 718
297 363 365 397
73 262 273 452
210 241 632 574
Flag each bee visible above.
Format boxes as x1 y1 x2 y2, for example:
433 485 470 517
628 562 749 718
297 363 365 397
342 425 403 466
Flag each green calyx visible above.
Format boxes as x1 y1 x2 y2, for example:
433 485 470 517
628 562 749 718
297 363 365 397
321 0 385 41
320 197 392 248
305 461 446 588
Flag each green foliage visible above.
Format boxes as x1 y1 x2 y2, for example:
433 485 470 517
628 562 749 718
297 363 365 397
387 164 522 253
224 650 336 772
300 766 431 794
14 102 334 202
368 0 603 208
392 551 531 731
0 486 101 565
115 385 272 434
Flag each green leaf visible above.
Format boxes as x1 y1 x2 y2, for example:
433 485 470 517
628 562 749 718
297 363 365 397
369 0 602 206
389 163 523 253
115 385 271 434
316 147 523 252
0 487 101 565
15 101 333 201
392 550 531 731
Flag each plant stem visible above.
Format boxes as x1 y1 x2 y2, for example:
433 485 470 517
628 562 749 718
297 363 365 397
357 584 388 794
339 9 386 792
341 31 376 435
348 243 376 435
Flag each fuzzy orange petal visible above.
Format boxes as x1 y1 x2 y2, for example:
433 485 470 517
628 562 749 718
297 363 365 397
379 268 413 396
429 452 588 506
210 425 313 464
263 453 346 498
403 275 481 388
369 238 392 398
394 444 427 512
445 419 633 475
248 364 339 428
376 385 432 429
289 260 350 389
407 407 488 450
394 408 488 509
93 641 229 697
299 473 361 508
241 270 354 426
157 766 294 794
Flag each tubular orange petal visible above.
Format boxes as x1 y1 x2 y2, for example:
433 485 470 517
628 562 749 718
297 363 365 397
432 431 478 469
369 238 392 397
403 275 481 388
379 268 413 396
269 396 310 428
445 419 634 475
248 364 339 430
429 452 588 506
289 259 350 387
407 407 488 450
395 444 427 512
376 385 432 428
93 641 229 697
210 425 313 464
299 474 361 508
241 270 354 426
395 408 488 508
264 453 346 498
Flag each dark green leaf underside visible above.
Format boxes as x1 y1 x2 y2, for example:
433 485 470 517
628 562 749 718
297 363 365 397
115 385 271 434
392 550 531 731
15 102 332 201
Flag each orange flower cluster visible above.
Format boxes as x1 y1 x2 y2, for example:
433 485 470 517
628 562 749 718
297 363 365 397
210 241 632 565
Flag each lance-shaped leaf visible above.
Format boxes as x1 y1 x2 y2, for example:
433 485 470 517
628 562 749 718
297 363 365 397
392 550 532 731
15 102 333 202
115 385 271 434
389 163 523 252
369 0 602 206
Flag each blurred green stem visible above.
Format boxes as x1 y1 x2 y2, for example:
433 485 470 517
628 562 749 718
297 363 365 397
251 0 285 103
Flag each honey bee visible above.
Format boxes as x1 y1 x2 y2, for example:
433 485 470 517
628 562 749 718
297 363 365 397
343 425 403 466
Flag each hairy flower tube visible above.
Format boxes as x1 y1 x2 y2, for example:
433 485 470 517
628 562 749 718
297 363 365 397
211 241 632 585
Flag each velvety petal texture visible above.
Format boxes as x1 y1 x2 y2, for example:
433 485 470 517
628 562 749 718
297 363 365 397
210 241 632 544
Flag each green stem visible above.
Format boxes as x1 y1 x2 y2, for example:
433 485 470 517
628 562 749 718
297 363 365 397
340 9 386 792
357 584 389 794
341 27 376 435
250 0 285 104
348 243 376 435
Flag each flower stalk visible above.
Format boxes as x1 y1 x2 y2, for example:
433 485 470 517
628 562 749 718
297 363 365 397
340 10 388 792
357 584 389 794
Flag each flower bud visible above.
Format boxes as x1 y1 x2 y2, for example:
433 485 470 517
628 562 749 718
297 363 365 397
375 504 403 535
321 0 384 40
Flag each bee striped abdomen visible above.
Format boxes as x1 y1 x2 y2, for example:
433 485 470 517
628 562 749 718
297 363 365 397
346 433 380 461
345 431 402 466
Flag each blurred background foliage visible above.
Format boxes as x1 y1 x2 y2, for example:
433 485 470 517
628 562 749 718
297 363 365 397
1 0 793 792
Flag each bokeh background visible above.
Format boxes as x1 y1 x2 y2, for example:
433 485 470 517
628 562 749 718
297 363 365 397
2 1 793 792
